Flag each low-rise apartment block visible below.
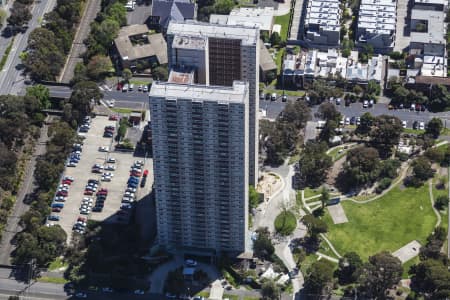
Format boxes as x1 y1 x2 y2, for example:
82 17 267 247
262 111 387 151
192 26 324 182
303 0 341 47
356 0 396 51
283 49 383 88
210 7 274 35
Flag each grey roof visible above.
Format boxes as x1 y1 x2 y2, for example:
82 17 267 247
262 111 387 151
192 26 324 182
114 25 168 64
259 41 276 72
152 0 196 29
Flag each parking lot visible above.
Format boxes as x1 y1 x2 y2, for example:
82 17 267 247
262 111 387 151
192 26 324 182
48 115 153 242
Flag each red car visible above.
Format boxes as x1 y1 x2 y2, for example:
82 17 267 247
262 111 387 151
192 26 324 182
143 170 149 177
109 115 119 121
77 216 87 222
52 207 61 212
130 171 141 177
99 188 108 192
62 179 72 185
84 190 93 196
56 190 68 197
96 191 107 196
116 83 122 91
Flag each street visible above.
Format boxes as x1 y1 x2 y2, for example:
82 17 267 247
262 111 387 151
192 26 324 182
0 0 57 96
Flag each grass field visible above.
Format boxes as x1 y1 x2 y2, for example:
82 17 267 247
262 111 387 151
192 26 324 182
37 276 68 284
323 184 436 260
223 295 239 300
275 211 297 235
327 146 348 162
304 187 321 199
402 256 419 279
48 257 67 271
274 13 291 41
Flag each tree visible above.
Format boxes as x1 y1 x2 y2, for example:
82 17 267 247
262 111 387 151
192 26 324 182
96 18 120 49
356 112 374 135
26 85 50 109
249 185 260 210
122 68 132 82
419 227 447 260
301 214 328 240
270 32 281 46
296 141 332 188
366 80 381 96
214 0 234 14
429 84 450 112
105 2 127 26
280 100 311 129
358 252 402 299
339 147 381 190
304 259 334 296
274 210 296 236
253 227 274 260
411 156 435 181
369 115 403 158
261 280 281 300
379 159 401 179
86 55 113 80
337 252 363 284
70 81 102 121
265 70 276 84
426 118 443 139
152 66 168 81
7 2 31 27
315 102 341 122
410 259 450 298
319 187 329 209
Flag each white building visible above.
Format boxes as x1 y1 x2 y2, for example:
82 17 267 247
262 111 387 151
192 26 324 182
210 7 274 33
356 0 396 51
304 0 341 46
149 80 250 255
166 20 260 186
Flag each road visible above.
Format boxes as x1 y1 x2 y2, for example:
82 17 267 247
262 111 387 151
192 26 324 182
0 120 50 265
58 0 101 83
0 0 57 96
254 162 306 299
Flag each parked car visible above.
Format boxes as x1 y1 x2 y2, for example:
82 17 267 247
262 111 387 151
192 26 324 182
271 93 277 101
185 259 197 267
107 157 116 163
143 85 148 92
413 121 419 129
48 215 60 221
134 290 145 295
104 165 116 171
52 207 62 213
84 190 93 196
99 146 109 152
402 120 407 128
63 176 74 182
419 122 425 130
109 115 119 121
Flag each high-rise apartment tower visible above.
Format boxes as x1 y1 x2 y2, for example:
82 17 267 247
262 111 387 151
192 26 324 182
149 80 250 254
166 20 260 186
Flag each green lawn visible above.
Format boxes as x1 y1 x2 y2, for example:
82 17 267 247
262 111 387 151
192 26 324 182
48 257 67 271
37 276 68 284
111 107 133 114
304 187 321 199
403 128 425 135
402 256 420 279
327 146 348 162
223 295 239 300
323 184 436 260
299 253 319 276
274 211 297 235
275 48 285 74
243 297 261 300
195 291 210 297
274 13 291 41
263 88 305 97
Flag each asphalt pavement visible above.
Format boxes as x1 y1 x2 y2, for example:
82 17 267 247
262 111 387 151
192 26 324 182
0 0 58 96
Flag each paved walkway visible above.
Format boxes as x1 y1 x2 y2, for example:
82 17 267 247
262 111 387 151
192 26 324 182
0 119 51 265
58 0 101 83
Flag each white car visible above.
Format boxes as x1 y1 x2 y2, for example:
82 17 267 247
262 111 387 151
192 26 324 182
124 192 135 199
107 157 116 163
356 117 361 125
185 259 197 267
419 122 425 130
134 290 145 295
104 165 116 171
103 172 114 177
82 199 93 204
143 85 148 92
80 208 91 215
54 196 66 202
67 162 77 167
77 221 87 227
99 146 109 152
126 187 137 193
363 100 369 108
134 160 144 166
345 117 350 125
101 176 112 182
138 85 143 91
75 292 87 298
63 176 74 182
402 120 407 128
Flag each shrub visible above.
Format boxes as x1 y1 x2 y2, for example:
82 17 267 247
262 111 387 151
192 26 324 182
435 195 449 210
376 178 392 194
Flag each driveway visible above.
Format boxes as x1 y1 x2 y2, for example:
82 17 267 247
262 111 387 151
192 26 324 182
149 257 221 294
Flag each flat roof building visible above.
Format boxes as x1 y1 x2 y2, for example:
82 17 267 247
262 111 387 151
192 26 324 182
167 20 260 186
356 0 396 51
114 24 167 70
210 7 274 33
150 80 250 255
304 0 341 46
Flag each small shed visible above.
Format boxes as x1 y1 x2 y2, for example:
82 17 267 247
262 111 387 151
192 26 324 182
129 111 142 125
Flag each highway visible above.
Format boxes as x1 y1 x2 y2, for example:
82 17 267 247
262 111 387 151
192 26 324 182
0 0 57 96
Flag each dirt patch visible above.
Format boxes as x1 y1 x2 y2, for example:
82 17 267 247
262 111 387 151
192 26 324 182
257 172 282 201
326 155 346 186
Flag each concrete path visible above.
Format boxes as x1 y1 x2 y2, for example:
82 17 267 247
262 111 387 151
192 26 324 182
319 233 342 259
316 252 339 263
392 240 421 263
0 119 51 265
58 0 101 83
327 203 348 224
288 0 304 41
